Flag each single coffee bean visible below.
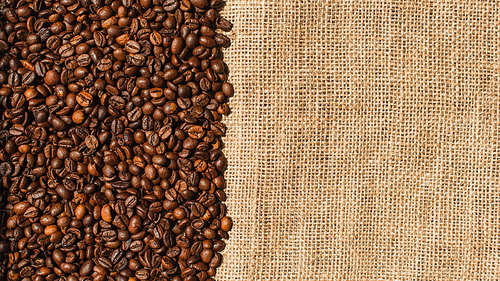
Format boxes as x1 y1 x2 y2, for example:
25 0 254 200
130 240 144 252
163 0 179 12
109 96 126 109
129 53 146 66
22 71 36 85
171 37 185 55
199 36 216 48
216 17 233 32
128 215 142 234
150 31 162 46
76 91 93 107
34 61 48 77
124 40 141 53
220 216 232 231
97 58 113 71
101 204 113 223
84 135 99 150
215 33 231 47
93 30 106 47
80 260 94 276
77 54 91 66
97 257 113 269
44 70 60 85
191 0 208 9
135 269 149 280
59 44 75 57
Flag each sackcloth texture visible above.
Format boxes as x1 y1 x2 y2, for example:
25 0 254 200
217 0 500 280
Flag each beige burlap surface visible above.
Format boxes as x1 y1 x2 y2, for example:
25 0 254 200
217 0 500 280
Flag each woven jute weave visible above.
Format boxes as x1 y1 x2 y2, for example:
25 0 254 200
217 0 500 280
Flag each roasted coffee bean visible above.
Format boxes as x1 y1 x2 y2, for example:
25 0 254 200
0 162 13 176
125 196 138 209
216 17 233 32
34 61 48 77
97 257 113 269
130 240 144 252
124 40 141 54
22 71 36 85
135 268 149 280
109 96 126 109
171 37 185 55
59 44 75 58
76 91 93 107
129 54 146 66
80 260 94 276
44 70 60 85
77 54 91 66
200 36 216 48
93 31 106 47
163 0 180 12
84 135 99 150
150 31 162 46
215 33 231 47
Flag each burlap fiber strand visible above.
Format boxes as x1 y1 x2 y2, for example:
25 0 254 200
217 0 500 280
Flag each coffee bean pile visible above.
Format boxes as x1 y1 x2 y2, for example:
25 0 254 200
0 0 234 279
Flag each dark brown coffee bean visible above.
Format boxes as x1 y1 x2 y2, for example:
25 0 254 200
84 135 99 150
97 58 113 71
191 0 208 8
0 162 13 176
52 116 68 130
215 155 227 172
24 206 39 218
220 216 232 232
94 31 106 47
163 0 179 12
47 35 62 50
60 262 78 273
215 34 231 47
222 82 234 97
130 240 144 252
7 72 20 87
22 71 35 85
115 201 126 215
199 36 216 48
77 54 91 66
97 257 113 269
74 66 89 78
216 17 233 32
213 240 225 252
20 266 35 277
171 37 185 55
59 44 75 57
210 121 226 136
129 53 146 66
80 260 94 276
43 70 60 86
183 34 198 50
34 61 47 77
187 125 204 139
124 40 141 53
125 196 138 209
149 201 163 213
76 91 93 107
150 31 162 46
128 215 142 234
61 233 76 247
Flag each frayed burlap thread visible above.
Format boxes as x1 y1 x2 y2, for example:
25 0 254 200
218 0 500 280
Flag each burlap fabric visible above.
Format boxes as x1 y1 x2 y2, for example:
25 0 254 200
216 0 500 280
